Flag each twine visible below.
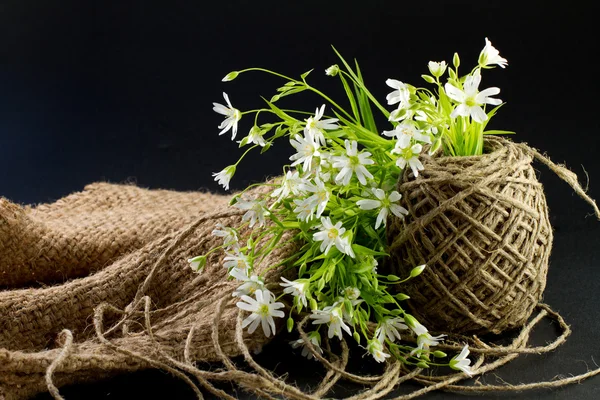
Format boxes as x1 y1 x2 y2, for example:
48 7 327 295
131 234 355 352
0 137 599 398
387 136 599 335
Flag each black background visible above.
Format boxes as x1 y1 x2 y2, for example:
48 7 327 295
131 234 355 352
1 1 599 399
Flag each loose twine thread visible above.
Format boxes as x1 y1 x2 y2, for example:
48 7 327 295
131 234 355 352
42 138 600 399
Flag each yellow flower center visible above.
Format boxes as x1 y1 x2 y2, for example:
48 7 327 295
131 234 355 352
258 304 270 316
328 228 339 239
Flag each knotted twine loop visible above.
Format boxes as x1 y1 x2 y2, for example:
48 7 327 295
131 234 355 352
387 136 599 336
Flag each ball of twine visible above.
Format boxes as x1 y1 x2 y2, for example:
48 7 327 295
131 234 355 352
388 136 578 335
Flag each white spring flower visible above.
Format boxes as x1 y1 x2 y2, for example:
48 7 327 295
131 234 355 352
280 277 309 308
392 142 424 178
246 126 267 147
357 188 409 229
367 339 391 363
416 332 447 352
289 133 321 173
332 140 375 186
382 122 432 148
304 105 339 146
293 197 316 222
449 345 473 376
375 317 408 343
407 319 446 354
444 69 501 123
342 286 360 301
290 331 323 360
271 170 306 202
479 37 508 69
385 79 410 108
232 274 265 297
212 223 239 250
236 289 285 337
213 92 242 139
428 61 447 77
234 197 267 227
223 251 252 273
310 306 352 340
312 217 354 258
299 178 330 218
212 165 236 191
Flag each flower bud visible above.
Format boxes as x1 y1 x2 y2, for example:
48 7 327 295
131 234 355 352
222 71 239 82
187 255 207 273
325 64 340 76
287 317 294 332
452 52 460 68
409 264 426 278
432 350 447 358
427 61 447 78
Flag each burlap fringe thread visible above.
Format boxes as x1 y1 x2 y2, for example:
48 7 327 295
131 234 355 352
2 139 600 399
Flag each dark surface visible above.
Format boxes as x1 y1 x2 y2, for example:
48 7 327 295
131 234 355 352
1 1 599 399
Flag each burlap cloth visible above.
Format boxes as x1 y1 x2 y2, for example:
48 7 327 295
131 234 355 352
0 183 293 399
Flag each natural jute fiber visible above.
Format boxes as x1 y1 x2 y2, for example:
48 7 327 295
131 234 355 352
1 139 599 398
0 183 232 288
388 136 600 335
0 183 295 399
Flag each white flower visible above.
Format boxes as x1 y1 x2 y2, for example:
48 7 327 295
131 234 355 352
325 65 340 77
382 122 431 148
367 339 391 363
212 223 239 250
409 320 428 336
233 275 265 297
290 331 323 360
428 61 447 77
289 133 321 173
385 79 410 109
293 197 316 222
234 197 267 228
312 217 354 257
392 142 424 178
389 107 415 123
223 251 252 272
246 126 267 147
304 105 339 146
342 287 360 301
310 306 352 340
280 277 309 308
444 69 502 123
299 178 330 218
449 345 473 376
332 140 375 186
271 170 306 202
416 332 446 351
479 37 508 69
375 317 408 343
357 188 409 229
236 289 285 337
213 92 242 139
187 255 207 273
212 165 236 191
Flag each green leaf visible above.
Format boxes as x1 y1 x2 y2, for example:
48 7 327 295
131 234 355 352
300 69 313 80
263 98 296 123
339 73 361 123
354 60 378 133
483 130 516 135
